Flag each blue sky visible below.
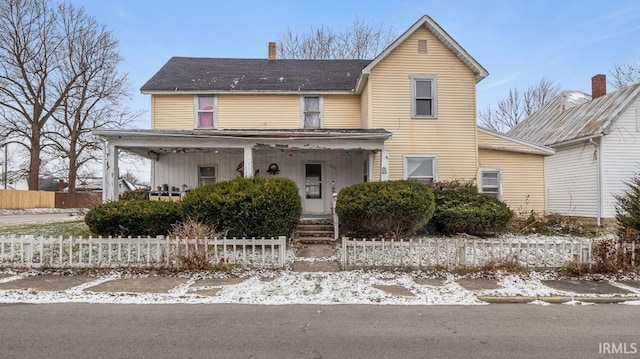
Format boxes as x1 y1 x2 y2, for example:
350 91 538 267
73 0 640 129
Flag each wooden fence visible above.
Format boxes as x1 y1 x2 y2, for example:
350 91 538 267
0 190 101 209
340 237 624 270
0 235 288 269
0 189 55 209
55 192 101 209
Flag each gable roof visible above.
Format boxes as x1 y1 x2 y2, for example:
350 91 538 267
140 58 370 94
508 83 640 146
357 15 488 90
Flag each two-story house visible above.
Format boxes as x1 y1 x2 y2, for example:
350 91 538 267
95 15 553 217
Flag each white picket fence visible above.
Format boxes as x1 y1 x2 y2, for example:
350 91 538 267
341 236 603 270
0 235 288 269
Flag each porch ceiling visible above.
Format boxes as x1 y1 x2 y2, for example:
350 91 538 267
93 128 392 160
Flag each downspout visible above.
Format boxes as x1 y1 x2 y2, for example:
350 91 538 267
590 137 603 226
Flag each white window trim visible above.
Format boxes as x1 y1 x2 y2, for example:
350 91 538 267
300 95 324 129
194 95 218 129
403 154 438 183
410 75 438 119
478 168 502 200
197 164 217 186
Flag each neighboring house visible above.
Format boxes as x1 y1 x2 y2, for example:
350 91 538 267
509 74 640 224
94 15 551 216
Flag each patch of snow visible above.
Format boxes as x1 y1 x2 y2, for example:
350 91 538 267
562 300 596 306
622 300 640 305
0 208 86 215
528 299 552 306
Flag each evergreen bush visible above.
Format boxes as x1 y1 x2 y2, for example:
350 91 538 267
429 186 513 236
336 180 435 238
119 188 150 201
614 173 640 241
181 177 301 238
84 199 182 236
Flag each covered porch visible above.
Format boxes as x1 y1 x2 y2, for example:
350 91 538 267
93 129 392 215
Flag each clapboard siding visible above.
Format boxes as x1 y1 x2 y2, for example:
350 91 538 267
546 142 598 217
602 98 640 218
323 95 362 128
369 26 478 181
218 95 300 129
478 149 547 214
152 95 194 130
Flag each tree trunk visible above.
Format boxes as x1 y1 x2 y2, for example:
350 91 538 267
67 149 77 194
27 125 41 190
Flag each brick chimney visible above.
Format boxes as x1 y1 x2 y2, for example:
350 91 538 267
591 74 606 100
268 42 276 60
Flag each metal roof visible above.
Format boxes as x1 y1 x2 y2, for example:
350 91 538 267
508 83 640 146
140 58 371 94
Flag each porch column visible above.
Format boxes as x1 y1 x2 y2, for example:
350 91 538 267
102 140 119 202
380 149 389 181
243 145 254 178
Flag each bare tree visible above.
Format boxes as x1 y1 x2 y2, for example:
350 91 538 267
609 62 640 90
0 0 128 190
278 17 396 59
44 3 137 193
479 78 560 133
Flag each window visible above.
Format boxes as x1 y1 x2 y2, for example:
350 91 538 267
195 96 216 128
198 166 216 185
403 155 437 184
302 96 322 128
480 169 501 199
411 76 437 118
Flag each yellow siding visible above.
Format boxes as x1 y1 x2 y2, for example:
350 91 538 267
218 95 300 129
152 95 194 130
370 26 478 182
323 95 361 128
360 84 370 128
477 130 542 153
478 149 547 214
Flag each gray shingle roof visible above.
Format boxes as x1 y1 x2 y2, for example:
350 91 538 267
508 83 640 146
140 57 371 93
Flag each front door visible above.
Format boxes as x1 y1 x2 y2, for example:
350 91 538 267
303 163 325 214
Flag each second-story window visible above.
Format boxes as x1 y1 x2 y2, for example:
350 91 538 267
302 96 322 129
411 76 437 118
196 96 216 129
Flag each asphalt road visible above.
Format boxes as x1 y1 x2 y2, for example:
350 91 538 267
0 304 637 359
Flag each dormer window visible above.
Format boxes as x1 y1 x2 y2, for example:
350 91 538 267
411 75 438 118
302 96 322 129
195 96 217 129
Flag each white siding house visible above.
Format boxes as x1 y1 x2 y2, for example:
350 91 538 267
509 75 640 224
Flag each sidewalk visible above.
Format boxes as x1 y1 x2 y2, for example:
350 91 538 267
1 270 639 305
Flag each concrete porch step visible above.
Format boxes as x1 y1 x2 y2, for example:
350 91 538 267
293 236 336 245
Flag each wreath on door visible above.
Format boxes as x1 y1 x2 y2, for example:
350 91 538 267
267 163 280 175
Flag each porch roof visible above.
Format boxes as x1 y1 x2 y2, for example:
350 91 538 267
92 128 392 160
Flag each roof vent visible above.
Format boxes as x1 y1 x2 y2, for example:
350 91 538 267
418 39 427 54
268 42 276 60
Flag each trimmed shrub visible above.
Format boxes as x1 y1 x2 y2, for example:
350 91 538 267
429 186 513 236
181 177 302 238
336 180 435 238
614 173 640 241
84 200 182 236
119 189 150 201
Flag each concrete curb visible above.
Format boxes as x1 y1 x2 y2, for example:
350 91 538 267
477 295 640 304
